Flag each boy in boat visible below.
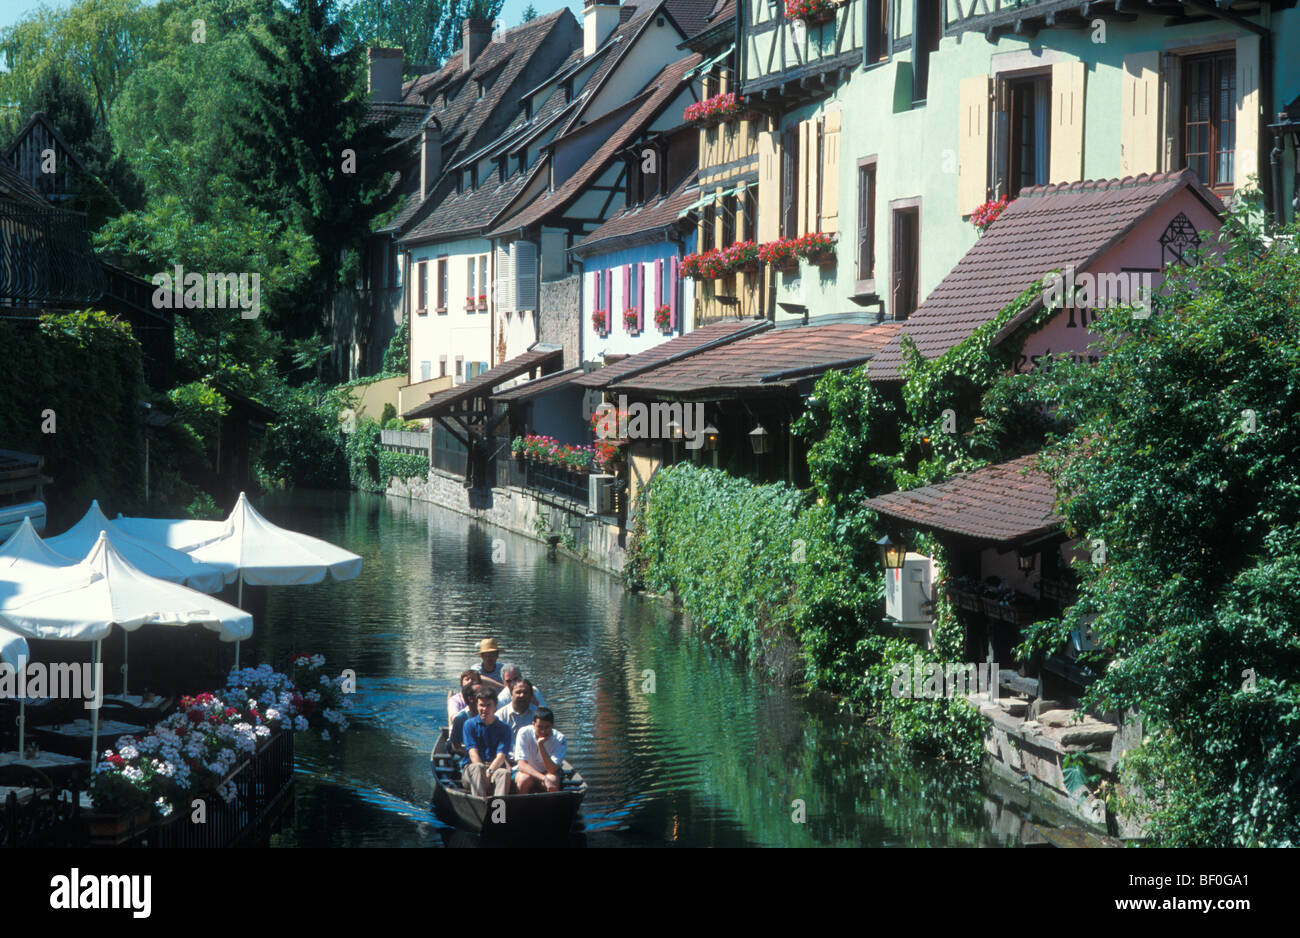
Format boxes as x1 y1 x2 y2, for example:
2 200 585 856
496 679 539 746
495 664 546 709
462 688 511 797
469 638 506 691
513 708 566 794
449 682 483 759
447 670 480 727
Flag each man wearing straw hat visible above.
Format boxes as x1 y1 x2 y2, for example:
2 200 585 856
469 638 506 691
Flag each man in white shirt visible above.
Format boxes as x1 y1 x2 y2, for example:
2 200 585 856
514 708 566 794
495 664 546 709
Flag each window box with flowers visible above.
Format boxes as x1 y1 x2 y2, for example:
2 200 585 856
683 92 753 128
476 293 487 311
970 196 1010 233
623 308 641 334
591 308 610 336
464 295 476 311
795 231 838 266
682 249 727 280
722 240 760 274
653 304 672 333
786 0 837 25
759 238 801 272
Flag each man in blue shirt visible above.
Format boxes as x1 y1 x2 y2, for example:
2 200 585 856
462 688 511 797
449 682 482 759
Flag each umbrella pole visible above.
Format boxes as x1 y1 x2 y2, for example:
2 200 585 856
235 640 240 671
17 699 24 756
122 629 129 698
234 571 243 670
90 640 102 769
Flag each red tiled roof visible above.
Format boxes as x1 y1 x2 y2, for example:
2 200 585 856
573 319 768 388
489 53 701 237
869 170 1223 381
571 171 698 256
863 454 1061 544
403 346 563 420
611 320 902 396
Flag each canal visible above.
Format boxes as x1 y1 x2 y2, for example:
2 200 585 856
246 489 1054 847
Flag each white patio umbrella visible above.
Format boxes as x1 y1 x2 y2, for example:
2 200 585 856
111 513 229 553
0 516 77 608
47 500 225 595
0 533 253 766
0 624 30 754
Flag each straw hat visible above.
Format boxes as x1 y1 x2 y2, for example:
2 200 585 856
479 637 501 654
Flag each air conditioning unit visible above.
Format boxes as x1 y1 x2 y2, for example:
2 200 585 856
588 473 615 515
884 553 934 629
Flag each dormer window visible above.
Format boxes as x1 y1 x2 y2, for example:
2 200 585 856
518 152 528 174
476 80 485 100
524 98 533 121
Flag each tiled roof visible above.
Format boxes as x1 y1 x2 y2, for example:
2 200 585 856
400 162 531 243
863 454 1060 544
574 319 766 388
571 171 698 256
664 0 721 38
869 169 1223 381
489 53 701 236
365 102 434 145
491 366 584 402
403 346 564 420
610 320 902 396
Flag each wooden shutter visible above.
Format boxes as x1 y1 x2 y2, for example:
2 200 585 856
782 127 799 238
669 256 679 330
1050 60 1086 184
957 75 990 215
622 264 631 326
635 263 644 331
821 111 840 234
494 245 512 313
654 258 663 321
798 120 810 236
514 241 538 310
757 131 780 243
603 268 613 335
1235 35 1260 192
1121 51 1161 177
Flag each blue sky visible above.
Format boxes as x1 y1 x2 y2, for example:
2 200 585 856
0 1 585 35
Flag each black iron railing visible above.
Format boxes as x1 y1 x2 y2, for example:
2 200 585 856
1 775 84 848
523 460 589 504
0 201 106 308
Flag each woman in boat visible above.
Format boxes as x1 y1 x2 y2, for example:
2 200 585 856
447 670 480 727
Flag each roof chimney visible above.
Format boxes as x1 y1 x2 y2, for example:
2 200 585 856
584 1 620 58
368 47 404 102
420 122 442 201
463 18 493 71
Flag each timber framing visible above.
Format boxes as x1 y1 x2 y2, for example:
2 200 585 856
946 0 1295 40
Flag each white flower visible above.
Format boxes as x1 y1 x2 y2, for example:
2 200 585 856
155 797 173 817
119 744 139 760
294 716 308 731
254 725 271 738
320 729 330 741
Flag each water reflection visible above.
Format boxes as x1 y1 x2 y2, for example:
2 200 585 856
247 490 1054 847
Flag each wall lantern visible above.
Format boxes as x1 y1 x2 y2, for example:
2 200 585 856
702 423 720 451
749 423 770 454
876 534 906 570
1018 551 1036 573
665 419 683 441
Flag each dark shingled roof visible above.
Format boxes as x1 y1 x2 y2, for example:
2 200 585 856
573 319 768 388
365 101 434 146
610 320 902 397
492 366 584 402
403 346 564 420
664 0 720 38
572 171 698 256
869 169 1223 381
401 163 531 243
489 53 701 237
863 454 1061 544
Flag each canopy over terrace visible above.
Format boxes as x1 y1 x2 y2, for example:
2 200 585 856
403 344 565 487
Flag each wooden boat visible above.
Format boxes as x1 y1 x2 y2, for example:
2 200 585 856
430 729 586 840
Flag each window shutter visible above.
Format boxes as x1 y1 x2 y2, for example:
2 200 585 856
958 75 990 215
757 131 779 242
622 264 631 329
669 256 679 330
603 269 613 334
1235 35 1260 192
636 263 644 331
821 112 840 234
494 245 513 313
654 258 663 323
1050 60 1086 184
798 120 810 236
1121 51 1161 177
514 241 538 310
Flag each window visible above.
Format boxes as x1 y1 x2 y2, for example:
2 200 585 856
1183 51 1235 193
479 254 488 299
890 203 920 321
467 256 476 310
436 257 448 312
857 159 877 287
417 261 428 313
722 193 736 247
742 186 757 241
912 0 942 103
455 355 464 380
702 197 716 250
865 0 889 66
439 356 447 377
420 360 431 381
999 73 1050 198
781 127 799 238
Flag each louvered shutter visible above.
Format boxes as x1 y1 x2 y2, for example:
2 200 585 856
513 241 538 311
621 265 631 330
603 269 612 335
653 258 663 331
494 244 513 313
668 256 679 331
636 263 644 332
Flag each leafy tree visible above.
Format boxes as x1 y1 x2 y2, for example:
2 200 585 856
231 0 405 342
1022 200 1300 845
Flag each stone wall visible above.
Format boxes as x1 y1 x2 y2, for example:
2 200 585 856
387 467 626 575
539 274 582 369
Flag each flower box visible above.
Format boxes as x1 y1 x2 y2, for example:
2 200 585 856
787 0 837 24
682 249 727 280
476 294 487 311
464 297 476 311
591 309 610 335
684 92 749 127
86 809 152 841
623 308 641 333
758 238 801 271
946 584 981 612
653 304 672 333
795 232 838 266
721 240 759 274
971 196 1010 232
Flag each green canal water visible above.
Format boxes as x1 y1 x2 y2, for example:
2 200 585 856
248 489 1053 847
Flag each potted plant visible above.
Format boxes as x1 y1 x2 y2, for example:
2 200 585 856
759 238 800 272
476 293 487 310
591 308 609 335
464 295 476 311
786 0 837 25
511 436 525 462
796 232 837 266
653 304 672 332
623 308 640 333
684 92 751 127
970 196 1011 233
723 240 759 274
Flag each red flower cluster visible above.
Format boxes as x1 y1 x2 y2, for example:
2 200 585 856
591 308 609 333
682 249 727 279
721 240 759 272
623 307 641 331
758 238 800 268
794 231 837 262
684 92 747 127
653 304 672 331
785 0 837 22
970 196 1011 231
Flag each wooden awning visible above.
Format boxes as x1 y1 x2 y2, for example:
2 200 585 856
402 346 563 420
